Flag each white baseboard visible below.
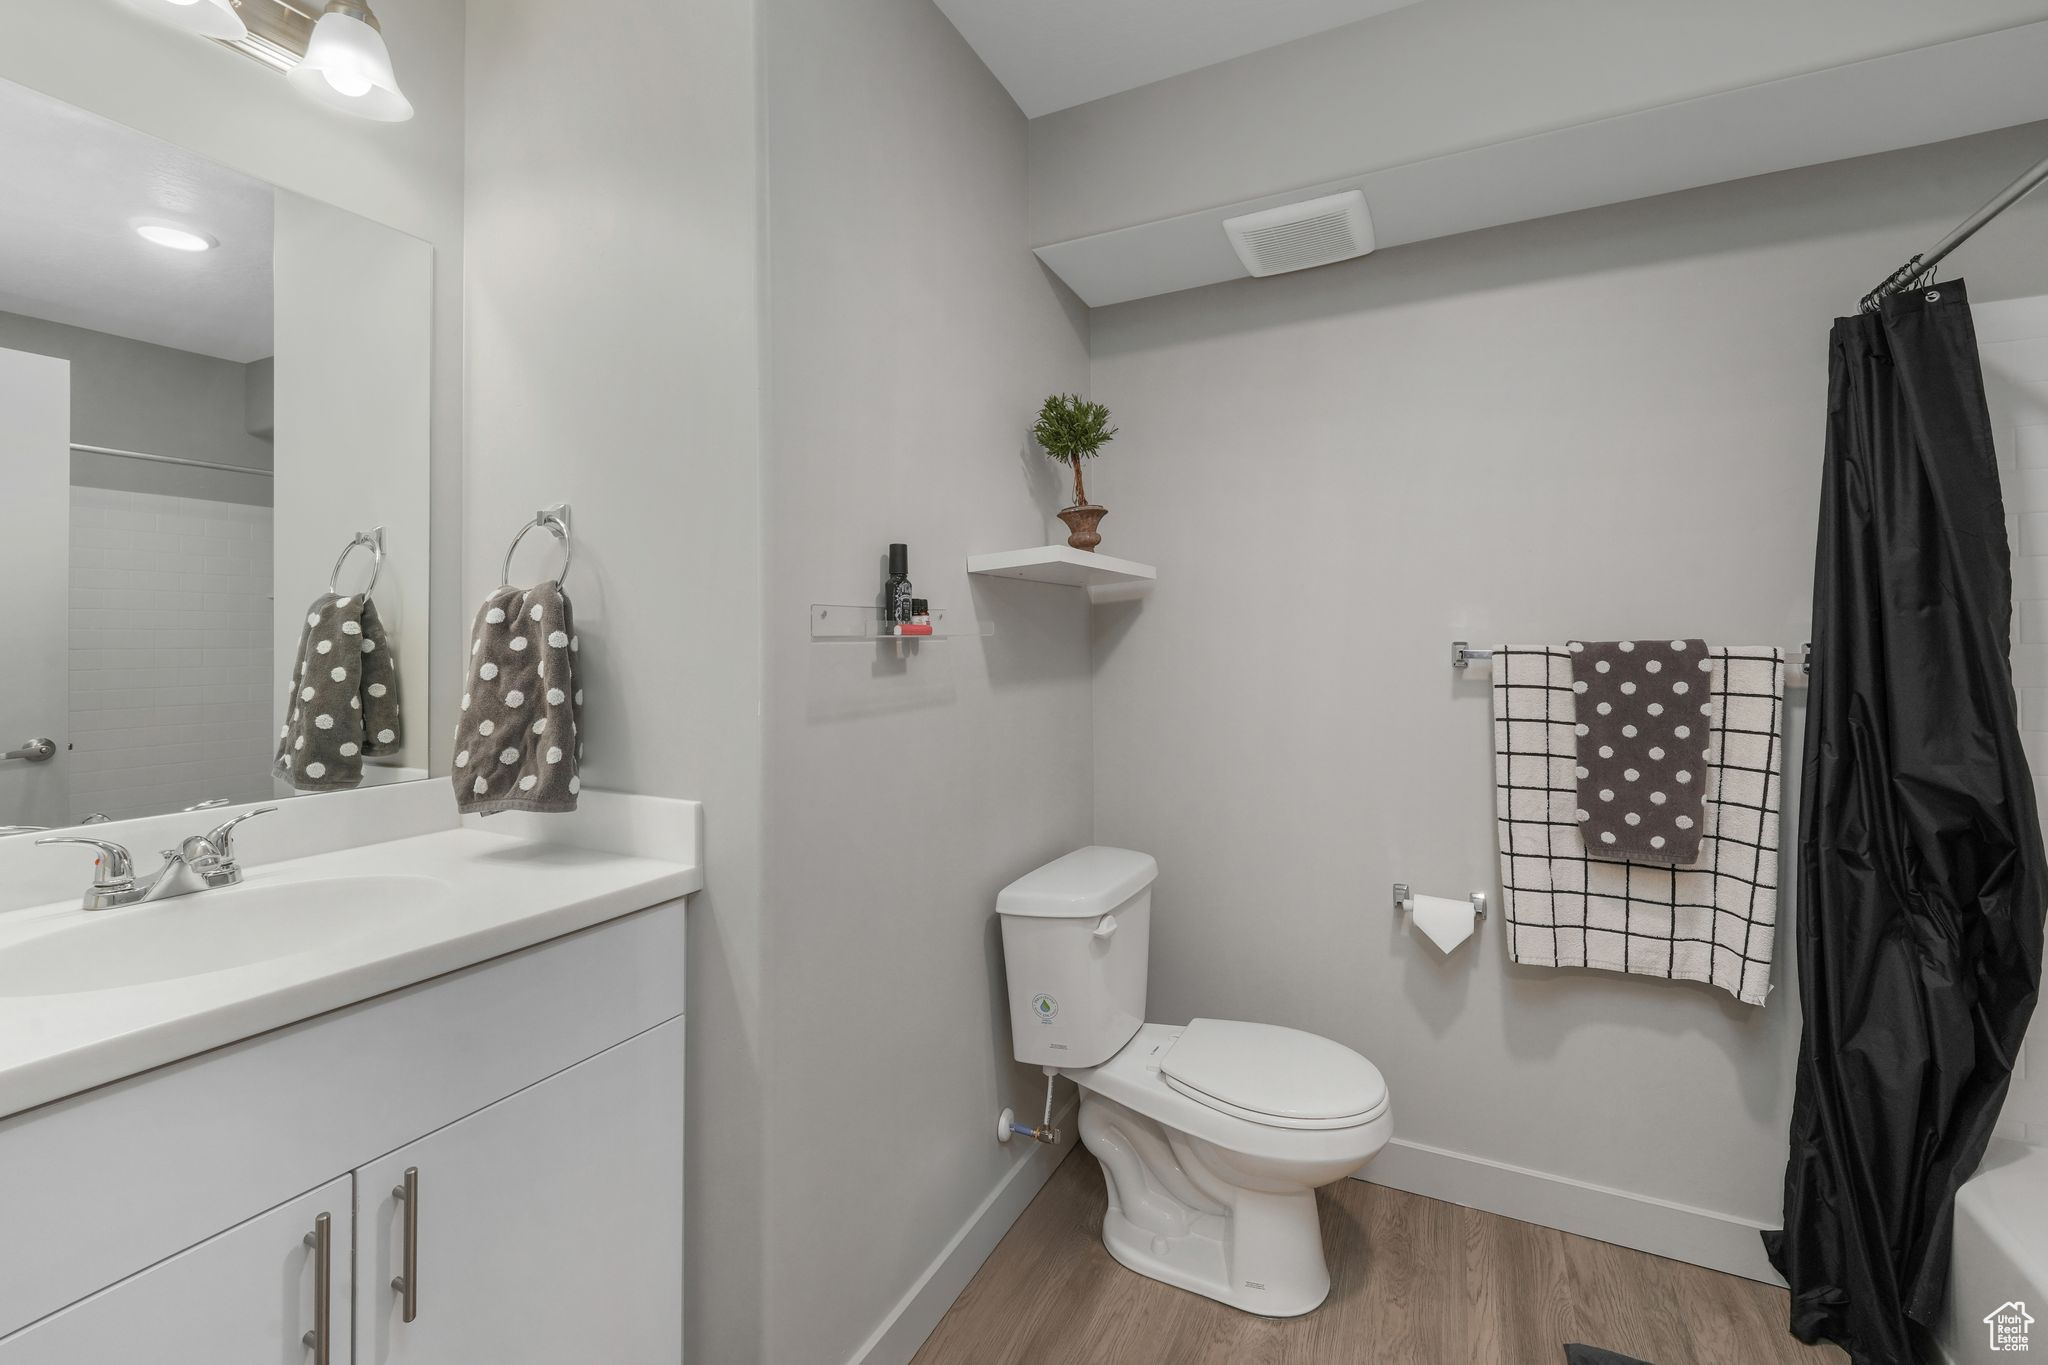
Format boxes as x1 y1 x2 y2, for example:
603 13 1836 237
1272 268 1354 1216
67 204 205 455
1355 1136 1784 1285
845 1096 1081 1365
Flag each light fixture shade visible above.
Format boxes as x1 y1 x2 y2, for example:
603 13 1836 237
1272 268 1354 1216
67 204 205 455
286 7 415 123
126 0 249 41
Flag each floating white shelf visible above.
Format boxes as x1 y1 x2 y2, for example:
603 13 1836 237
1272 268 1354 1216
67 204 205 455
966 545 1157 594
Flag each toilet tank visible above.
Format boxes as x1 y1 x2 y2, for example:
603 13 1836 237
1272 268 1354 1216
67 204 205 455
997 847 1157 1069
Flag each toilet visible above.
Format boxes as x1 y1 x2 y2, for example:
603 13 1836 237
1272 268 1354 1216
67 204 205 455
998 846 1391 1317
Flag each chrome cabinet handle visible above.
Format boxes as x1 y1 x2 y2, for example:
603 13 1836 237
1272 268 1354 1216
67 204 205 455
3 739 55 763
303 1212 332 1365
392 1166 420 1322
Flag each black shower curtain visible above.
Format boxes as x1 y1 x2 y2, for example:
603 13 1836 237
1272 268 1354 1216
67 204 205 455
1765 280 2047 1365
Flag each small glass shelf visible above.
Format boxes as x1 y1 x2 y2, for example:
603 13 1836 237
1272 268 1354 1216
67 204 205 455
810 604 992 642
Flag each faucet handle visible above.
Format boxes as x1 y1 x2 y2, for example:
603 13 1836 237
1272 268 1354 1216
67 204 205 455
35 836 137 888
203 806 277 863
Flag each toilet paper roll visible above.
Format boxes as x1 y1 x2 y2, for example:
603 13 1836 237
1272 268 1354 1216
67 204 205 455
1410 893 1478 954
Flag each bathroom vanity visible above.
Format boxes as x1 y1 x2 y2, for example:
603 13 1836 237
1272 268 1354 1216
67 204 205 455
0 788 700 1361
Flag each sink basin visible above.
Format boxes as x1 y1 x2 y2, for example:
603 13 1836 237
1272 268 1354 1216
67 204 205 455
0 875 452 996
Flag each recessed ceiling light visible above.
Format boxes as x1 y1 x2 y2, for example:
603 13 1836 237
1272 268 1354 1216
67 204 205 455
136 223 220 253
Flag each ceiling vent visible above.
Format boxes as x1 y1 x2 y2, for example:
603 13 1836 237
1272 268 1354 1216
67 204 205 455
1223 190 1375 278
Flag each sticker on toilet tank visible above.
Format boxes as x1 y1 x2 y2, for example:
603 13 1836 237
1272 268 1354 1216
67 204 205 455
1031 994 1058 1023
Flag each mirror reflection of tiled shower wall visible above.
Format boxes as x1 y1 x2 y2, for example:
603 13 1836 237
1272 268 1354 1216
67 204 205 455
67 487 275 822
1979 292 2048 1146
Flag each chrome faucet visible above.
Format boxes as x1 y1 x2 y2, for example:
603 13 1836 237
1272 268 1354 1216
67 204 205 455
37 807 276 911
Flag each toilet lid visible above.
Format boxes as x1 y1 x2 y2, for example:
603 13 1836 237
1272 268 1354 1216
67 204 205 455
1160 1019 1387 1130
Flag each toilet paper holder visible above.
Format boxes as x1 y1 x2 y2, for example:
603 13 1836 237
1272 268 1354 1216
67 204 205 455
1392 884 1487 919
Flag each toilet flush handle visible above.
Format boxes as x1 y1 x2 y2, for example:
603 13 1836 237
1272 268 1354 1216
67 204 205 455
1093 913 1118 940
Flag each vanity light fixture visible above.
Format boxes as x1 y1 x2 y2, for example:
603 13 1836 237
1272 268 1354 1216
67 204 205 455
285 0 414 123
136 223 220 252
124 0 250 42
124 0 417 126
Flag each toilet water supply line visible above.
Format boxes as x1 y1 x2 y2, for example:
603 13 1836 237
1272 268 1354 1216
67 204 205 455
997 1068 1062 1146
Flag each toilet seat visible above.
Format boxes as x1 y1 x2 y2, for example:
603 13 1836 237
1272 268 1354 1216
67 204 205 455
1161 1018 1387 1131
1067 1023 1388 1163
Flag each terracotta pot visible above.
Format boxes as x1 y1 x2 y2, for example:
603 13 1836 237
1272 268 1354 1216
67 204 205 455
1058 503 1107 552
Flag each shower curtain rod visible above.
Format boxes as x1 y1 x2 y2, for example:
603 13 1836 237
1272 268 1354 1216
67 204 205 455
1861 146 2048 312
70 442 274 479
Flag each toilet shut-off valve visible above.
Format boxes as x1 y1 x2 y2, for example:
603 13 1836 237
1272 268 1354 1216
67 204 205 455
996 1071 1062 1146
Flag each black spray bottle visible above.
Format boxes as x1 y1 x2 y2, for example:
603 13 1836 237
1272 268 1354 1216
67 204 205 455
885 544 914 629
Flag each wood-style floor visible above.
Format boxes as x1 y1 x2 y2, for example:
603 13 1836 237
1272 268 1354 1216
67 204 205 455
910 1148 1847 1365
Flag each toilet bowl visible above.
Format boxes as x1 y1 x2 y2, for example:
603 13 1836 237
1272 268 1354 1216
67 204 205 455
997 847 1393 1318
1065 1020 1391 1316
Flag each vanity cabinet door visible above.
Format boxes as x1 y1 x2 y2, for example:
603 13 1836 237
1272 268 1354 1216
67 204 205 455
358 1016 684 1365
0 1175 352 1364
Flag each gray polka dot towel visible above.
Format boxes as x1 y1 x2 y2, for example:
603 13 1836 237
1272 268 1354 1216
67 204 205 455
453 583 583 815
276 593 402 791
1490 644 1785 1005
1569 639 1710 864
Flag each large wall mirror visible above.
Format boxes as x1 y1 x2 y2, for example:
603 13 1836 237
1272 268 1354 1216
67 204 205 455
0 77 432 835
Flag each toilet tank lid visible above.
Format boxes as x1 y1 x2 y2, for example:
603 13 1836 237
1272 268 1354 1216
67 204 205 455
997 846 1158 918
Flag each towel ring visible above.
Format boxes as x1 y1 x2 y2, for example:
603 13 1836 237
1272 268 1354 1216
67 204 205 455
328 529 385 597
501 505 572 587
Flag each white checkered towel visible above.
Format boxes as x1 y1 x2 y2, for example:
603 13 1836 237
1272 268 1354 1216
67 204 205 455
1490 645 1785 1005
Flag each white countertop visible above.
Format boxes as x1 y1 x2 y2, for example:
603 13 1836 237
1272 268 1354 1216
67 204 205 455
0 813 701 1121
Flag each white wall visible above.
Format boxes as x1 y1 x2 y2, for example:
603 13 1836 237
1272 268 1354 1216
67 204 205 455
465 6 1098 1362
757 1 1093 1360
1085 121 2048 1276
1978 294 2048 1148
462 1 765 1360
0 311 272 507
1025 0 2048 245
0 348 71 832
69 488 274 821
0 0 467 765
272 192 434 776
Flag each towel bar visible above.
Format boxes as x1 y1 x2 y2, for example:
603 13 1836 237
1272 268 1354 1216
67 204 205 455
1453 639 1812 678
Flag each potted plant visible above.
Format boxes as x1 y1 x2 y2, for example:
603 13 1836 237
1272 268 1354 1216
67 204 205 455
1034 393 1117 551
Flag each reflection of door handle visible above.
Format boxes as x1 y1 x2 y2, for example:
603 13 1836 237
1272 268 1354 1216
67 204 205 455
3 739 54 763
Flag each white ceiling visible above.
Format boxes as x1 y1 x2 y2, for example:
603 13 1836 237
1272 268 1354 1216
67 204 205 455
0 78 273 363
1033 20 2048 306
932 0 1431 118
